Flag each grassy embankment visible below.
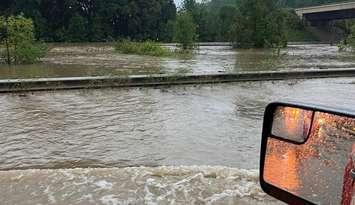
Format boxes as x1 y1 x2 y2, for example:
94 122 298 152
115 40 171 57
115 40 194 58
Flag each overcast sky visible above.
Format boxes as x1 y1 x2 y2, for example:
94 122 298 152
174 0 204 8
174 0 182 7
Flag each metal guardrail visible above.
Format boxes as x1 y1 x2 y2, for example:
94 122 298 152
0 68 354 93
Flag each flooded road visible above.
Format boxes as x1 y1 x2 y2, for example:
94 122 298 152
2 78 355 171
1 166 280 205
0 43 354 79
0 77 355 204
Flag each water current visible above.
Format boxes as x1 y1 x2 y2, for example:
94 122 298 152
1 77 355 204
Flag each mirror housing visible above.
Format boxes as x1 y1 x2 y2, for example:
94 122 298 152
260 102 355 205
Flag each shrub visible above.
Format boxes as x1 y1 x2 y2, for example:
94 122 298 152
347 25 355 51
0 15 47 64
14 41 47 64
338 24 355 52
115 40 171 57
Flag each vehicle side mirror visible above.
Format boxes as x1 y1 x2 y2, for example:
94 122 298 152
260 102 355 205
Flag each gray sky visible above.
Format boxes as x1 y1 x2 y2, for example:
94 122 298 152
174 0 182 7
174 0 204 8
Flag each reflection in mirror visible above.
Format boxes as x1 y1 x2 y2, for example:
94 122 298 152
272 107 313 143
264 108 355 204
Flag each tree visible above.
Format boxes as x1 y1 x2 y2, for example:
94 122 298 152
182 0 197 13
39 0 74 41
0 0 15 16
174 11 197 49
219 5 238 41
0 15 47 64
67 14 87 42
231 0 288 48
157 0 177 42
0 0 177 42
0 0 348 43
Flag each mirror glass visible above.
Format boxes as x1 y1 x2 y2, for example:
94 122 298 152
272 107 313 143
264 106 355 204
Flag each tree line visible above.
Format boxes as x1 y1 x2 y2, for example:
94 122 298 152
0 0 177 42
0 0 351 44
179 0 301 47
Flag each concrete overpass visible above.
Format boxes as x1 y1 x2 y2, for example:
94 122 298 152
294 2 355 42
295 1 355 25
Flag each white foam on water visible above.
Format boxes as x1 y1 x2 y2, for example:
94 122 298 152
100 195 120 205
95 180 114 190
0 166 283 205
44 186 57 204
80 194 95 203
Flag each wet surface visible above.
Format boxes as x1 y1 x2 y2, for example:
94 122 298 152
0 43 354 79
0 166 282 205
1 77 355 204
1 78 355 171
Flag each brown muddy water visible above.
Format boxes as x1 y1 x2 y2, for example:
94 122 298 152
0 43 355 79
1 77 355 204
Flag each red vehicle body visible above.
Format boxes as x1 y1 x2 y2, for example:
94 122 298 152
342 144 355 205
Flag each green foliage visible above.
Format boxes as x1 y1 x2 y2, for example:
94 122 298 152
286 29 319 42
174 11 197 50
347 26 355 50
115 40 171 57
115 39 195 58
231 0 288 48
160 20 176 43
219 6 238 41
0 15 47 64
284 10 318 42
66 14 87 42
0 0 347 44
207 0 240 10
0 0 177 42
12 40 47 64
339 24 355 52
177 0 315 43
182 0 197 13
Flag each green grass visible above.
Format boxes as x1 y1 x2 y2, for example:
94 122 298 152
115 40 172 57
287 29 319 42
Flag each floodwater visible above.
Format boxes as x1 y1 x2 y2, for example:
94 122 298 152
0 43 355 79
1 166 279 205
1 77 355 204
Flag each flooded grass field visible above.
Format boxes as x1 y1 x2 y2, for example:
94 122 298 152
0 77 355 204
0 43 354 79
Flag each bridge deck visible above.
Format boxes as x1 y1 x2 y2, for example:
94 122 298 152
295 1 355 18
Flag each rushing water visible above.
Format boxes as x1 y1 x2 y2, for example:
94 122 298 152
1 77 355 204
1 166 281 205
0 43 355 79
0 43 355 204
